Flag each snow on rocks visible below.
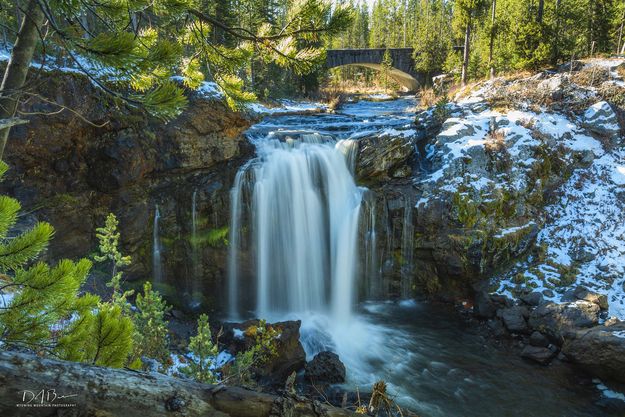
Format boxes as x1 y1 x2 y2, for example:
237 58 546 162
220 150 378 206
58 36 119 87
415 60 625 322
582 101 622 144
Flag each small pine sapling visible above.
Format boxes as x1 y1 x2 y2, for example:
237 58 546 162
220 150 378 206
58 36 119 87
94 213 133 311
132 282 171 368
182 314 219 383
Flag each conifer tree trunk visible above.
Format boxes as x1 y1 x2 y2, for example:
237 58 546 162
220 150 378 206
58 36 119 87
537 0 545 23
461 19 471 86
0 0 44 159
552 0 561 64
617 7 625 54
488 0 496 79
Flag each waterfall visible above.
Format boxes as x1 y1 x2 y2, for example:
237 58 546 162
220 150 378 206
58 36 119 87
336 139 359 174
400 194 414 297
362 193 380 299
228 133 364 322
190 190 201 307
227 170 245 319
153 205 163 284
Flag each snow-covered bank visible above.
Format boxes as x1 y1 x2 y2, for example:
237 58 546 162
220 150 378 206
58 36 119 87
415 58 625 321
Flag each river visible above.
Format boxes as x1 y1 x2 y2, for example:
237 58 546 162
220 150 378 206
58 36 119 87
226 96 622 417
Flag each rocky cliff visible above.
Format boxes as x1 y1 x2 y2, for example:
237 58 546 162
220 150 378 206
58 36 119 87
354 59 625 310
1 69 253 309
351 59 625 383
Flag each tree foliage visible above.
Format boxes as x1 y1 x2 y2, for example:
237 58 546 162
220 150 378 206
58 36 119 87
132 281 171 367
334 0 625 85
182 313 219 383
0 162 134 368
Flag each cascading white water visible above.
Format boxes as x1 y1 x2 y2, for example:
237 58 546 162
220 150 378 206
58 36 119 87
228 133 363 322
190 190 201 307
336 139 359 174
362 193 380 298
153 205 163 284
400 193 414 297
227 169 245 319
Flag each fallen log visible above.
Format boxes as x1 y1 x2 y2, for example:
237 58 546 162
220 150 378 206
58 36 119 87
0 351 356 417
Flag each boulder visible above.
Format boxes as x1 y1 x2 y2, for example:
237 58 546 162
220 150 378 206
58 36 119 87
355 133 415 181
573 287 609 310
582 101 621 145
529 331 550 348
499 306 529 334
520 291 544 307
562 322 625 383
474 291 515 319
487 319 506 337
222 320 306 384
538 76 569 100
305 351 346 384
474 291 497 318
528 301 600 344
521 345 558 365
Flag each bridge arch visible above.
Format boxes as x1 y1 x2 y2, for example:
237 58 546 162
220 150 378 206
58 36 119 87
326 48 425 92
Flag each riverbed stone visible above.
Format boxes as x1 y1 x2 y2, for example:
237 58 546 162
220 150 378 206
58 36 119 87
529 331 550 348
305 351 346 384
474 291 497 318
499 306 529 334
562 322 625 383
521 345 558 365
487 318 506 337
528 301 600 344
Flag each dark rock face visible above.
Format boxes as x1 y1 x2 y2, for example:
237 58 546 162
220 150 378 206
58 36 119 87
1 70 253 310
562 323 625 383
222 320 306 384
499 306 529 334
305 351 346 384
529 331 550 348
474 291 497 318
520 292 544 307
356 134 415 180
529 301 600 343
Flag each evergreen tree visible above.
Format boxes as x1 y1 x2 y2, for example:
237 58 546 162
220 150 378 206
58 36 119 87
453 0 488 85
413 0 453 76
182 313 219 383
132 281 171 367
56 303 134 368
0 0 354 158
0 162 134 368
0 161 91 352
94 213 133 310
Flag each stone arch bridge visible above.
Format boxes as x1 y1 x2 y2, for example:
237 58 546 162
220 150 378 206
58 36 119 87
326 48 426 91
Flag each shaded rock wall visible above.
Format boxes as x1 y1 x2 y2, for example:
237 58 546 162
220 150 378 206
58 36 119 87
1 70 253 309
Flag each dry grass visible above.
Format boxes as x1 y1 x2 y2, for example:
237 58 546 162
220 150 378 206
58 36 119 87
571 66 610 87
485 129 507 154
419 88 437 108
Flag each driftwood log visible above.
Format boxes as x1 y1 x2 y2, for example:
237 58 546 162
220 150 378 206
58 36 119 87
0 351 355 417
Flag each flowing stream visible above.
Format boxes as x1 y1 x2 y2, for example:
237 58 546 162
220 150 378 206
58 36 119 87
227 97 620 417
153 205 163 284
